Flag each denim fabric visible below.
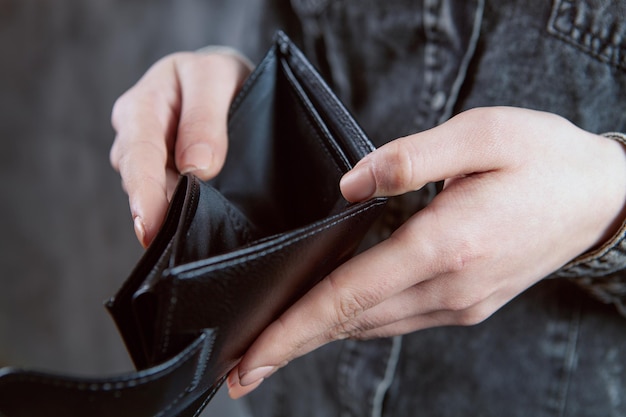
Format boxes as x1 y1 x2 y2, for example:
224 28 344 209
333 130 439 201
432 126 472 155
243 0 626 415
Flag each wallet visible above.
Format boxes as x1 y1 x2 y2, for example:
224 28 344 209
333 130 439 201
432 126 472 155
0 31 387 417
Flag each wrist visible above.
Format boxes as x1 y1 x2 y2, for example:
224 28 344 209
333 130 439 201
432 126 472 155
553 131 626 279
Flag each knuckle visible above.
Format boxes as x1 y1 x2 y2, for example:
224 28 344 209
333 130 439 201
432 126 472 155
110 92 133 130
326 321 361 341
327 276 378 325
455 304 492 326
457 107 510 154
415 227 481 276
177 116 225 144
441 292 477 313
113 87 178 137
460 106 507 132
438 217 490 270
336 291 370 324
327 316 379 341
441 241 479 275
109 139 121 171
372 140 418 193
438 278 490 314
441 284 493 325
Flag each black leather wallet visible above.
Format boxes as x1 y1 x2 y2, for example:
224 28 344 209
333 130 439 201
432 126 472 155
0 31 386 417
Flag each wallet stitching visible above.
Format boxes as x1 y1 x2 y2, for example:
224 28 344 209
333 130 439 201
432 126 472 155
153 323 218 416
159 276 180 357
172 201 386 279
154 329 214 417
155 391 187 417
159 201 386 359
189 331 214 391
0 335 211 417
0 333 207 392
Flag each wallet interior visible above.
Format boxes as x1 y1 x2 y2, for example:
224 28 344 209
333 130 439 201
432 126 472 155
175 47 356 265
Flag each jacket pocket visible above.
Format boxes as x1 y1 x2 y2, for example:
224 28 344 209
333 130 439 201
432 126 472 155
547 0 626 70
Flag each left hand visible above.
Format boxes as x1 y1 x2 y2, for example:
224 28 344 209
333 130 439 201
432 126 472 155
226 107 626 398
110 50 252 247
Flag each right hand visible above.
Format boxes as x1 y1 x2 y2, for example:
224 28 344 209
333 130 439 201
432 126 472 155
110 50 252 247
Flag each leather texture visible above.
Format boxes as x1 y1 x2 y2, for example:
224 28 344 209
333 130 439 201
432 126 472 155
0 31 386 417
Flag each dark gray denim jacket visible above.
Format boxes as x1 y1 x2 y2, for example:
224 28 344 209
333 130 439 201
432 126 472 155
236 1 626 416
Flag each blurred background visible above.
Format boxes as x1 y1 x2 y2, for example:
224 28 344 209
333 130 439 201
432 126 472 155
0 0 271 414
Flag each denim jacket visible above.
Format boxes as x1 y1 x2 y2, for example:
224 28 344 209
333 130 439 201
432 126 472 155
238 1 626 415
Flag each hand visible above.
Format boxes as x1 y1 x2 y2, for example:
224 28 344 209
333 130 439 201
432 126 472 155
110 49 252 247
227 107 626 398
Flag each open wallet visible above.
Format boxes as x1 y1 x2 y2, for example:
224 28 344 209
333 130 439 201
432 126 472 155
0 31 387 416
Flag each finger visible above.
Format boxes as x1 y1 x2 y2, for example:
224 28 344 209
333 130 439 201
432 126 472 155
350 311 462 340
110 57 182 246
119 153 175 247
232 221 452 388
227 365 272 400
174 52 251 180
236 241 409 380
110 52 251 246
279 267 505 351
340 107 515 202
227 274 511 399
353 284 519 340
226 272 498 399
350 288 506 340
230 184 531 393
267 281 444 359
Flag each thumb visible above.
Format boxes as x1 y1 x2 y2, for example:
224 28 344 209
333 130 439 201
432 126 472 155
340 107 510 201
174 52 252 180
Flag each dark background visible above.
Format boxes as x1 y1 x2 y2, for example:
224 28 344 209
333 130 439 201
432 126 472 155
0 1 265 414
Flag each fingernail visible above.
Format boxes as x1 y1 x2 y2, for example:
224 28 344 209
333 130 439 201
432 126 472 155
228 377 264 400
227 366 266 399
239 365 276 387
133 216 146 247
181 143 213 174
340 162 376 202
